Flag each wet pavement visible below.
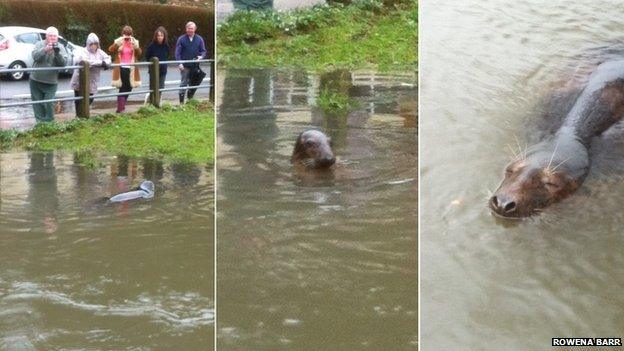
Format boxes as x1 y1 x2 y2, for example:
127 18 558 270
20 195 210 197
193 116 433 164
0 66 213 131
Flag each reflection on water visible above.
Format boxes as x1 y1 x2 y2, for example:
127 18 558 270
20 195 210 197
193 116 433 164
217 68 417 349
0 152 214 350
422 1 624 350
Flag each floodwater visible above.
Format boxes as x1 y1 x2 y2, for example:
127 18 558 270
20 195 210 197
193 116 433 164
421 1 624 350
0 152 214 350
217 68 417 349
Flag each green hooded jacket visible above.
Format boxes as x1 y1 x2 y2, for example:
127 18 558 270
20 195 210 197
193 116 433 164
30 39 68 84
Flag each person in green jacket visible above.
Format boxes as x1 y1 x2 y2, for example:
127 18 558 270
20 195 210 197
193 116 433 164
30 26 68 123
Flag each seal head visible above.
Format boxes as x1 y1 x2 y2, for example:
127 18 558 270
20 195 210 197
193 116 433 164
489 136 589 218
291 130 336 169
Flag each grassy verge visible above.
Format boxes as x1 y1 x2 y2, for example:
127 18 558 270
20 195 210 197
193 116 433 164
0 100 214 164
218 0 417 71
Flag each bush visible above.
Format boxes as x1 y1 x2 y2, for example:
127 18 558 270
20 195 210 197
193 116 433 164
64 11 91 44
316 88 358 117
218 10 281 44
0 3 8 23
218 0 414 45
0 129 20 149
219 4 348 44
354 0 384 13
73 149 102 169
0 0 214 58
326 0 352 4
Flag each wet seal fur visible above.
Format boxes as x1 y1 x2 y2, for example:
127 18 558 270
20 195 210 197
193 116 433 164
490 60 624 218
291 130 336 169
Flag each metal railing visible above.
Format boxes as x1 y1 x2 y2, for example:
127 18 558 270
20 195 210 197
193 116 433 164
0 58 215 119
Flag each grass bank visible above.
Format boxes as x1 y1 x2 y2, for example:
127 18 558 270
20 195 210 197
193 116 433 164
0 1 213 52
218 0 417 71
0 101 214 164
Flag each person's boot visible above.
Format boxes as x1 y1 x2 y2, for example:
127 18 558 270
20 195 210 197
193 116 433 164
179 93 185 105
116 96 125 113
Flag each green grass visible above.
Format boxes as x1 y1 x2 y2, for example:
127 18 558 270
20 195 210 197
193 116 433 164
0 100 214 164
218 0 417 71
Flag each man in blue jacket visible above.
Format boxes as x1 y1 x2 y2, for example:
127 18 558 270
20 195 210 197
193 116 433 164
175 21 207 104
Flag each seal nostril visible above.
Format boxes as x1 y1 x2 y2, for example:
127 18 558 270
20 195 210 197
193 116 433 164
504 201 516 213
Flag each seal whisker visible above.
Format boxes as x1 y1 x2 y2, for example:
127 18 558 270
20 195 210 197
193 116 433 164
549 156 572 173
506 143 520 160
482 187 493 198
546 141 559 171
513 134 525 160
300 158 317 169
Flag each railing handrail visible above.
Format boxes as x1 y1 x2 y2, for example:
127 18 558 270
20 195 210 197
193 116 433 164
6 78 210 100
0 65 82 73
0 85 211 108
0 96 83 108
0 58 215 74
158 59 214 64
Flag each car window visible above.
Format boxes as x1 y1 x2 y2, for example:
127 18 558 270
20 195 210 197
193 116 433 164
0 34 5 41
15 33 41 44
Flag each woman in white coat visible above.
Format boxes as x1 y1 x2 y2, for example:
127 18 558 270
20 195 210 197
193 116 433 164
70 33 112 117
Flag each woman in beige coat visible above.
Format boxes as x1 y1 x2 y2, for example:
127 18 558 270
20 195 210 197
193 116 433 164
108 25 141 113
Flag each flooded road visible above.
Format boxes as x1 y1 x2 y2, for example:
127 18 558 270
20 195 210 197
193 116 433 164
217 68 417 349
0 152 214 350
421 1 624 350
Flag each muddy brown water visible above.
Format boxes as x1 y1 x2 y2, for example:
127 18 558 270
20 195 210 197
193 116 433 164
0 152 214 350
422 1 624 350
216 68 417 349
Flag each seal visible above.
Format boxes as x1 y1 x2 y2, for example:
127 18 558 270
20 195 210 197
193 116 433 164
291 130 336 169
109 180 155 203
490 60 624 218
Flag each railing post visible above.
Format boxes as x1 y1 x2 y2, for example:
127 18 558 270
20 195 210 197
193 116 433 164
209 60 215 103
150 57 160 107
79 61 90 118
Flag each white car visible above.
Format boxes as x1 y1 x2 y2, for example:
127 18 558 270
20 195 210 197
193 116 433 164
0 26 81 81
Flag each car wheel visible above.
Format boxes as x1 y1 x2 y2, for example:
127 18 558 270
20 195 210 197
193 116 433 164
8 61 26 81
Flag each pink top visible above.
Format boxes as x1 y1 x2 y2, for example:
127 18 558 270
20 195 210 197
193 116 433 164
120 40 134 64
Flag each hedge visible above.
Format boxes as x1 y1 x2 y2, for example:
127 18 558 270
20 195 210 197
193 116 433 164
0 0 214 59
